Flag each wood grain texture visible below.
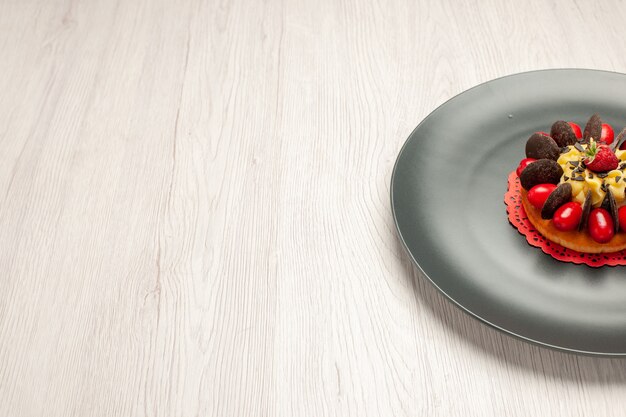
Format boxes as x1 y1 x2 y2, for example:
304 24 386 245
2 0 626 416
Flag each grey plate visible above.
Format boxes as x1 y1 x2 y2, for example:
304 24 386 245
391 69 626 356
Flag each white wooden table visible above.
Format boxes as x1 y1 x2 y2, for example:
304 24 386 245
2 0 626 416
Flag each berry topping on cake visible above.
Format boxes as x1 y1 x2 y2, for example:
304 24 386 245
516 158 536 177
552 202 583 231
527 183 557 209
601 123 615 145
619 206 626 233
568 122 583 139
583 140 619 172
588 208 615 243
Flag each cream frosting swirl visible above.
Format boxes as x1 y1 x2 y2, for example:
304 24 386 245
558 143 626 207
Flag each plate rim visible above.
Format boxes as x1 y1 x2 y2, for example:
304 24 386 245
390 68 626 357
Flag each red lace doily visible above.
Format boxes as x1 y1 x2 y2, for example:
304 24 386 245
505 171 626 267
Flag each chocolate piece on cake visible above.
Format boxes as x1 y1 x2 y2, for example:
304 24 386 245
583 113 602 143
541 183 572 219
519 159 563 190
525 133 560 160
550 121 577 147
579 191 593 231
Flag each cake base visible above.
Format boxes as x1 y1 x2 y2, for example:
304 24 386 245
505 170 626 266
521 190 626 253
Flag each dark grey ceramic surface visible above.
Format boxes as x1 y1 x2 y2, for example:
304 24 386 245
391 69 626 355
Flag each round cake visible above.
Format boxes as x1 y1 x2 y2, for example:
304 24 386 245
515 114 626 253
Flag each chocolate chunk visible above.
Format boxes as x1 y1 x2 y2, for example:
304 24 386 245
601 192 611 211
550 120 578 147
616 176 622 183
579 191 593 231
571 176 585 181
597 172 609 178
519 159 564 190
574 142 585 152
569 160 580 167
564 176 569 181
541 183 572 219
588 174 594 179
583 113 602 143
600 189 619 233
612 128 626 150
525 133 560 160
620 162 626 170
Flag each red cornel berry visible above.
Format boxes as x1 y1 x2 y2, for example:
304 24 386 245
527 183 557 210
588 208 614 243
601 123 615 145
552 202 582 231
568 122 582 139
619 206 626 233
516 158 536 177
